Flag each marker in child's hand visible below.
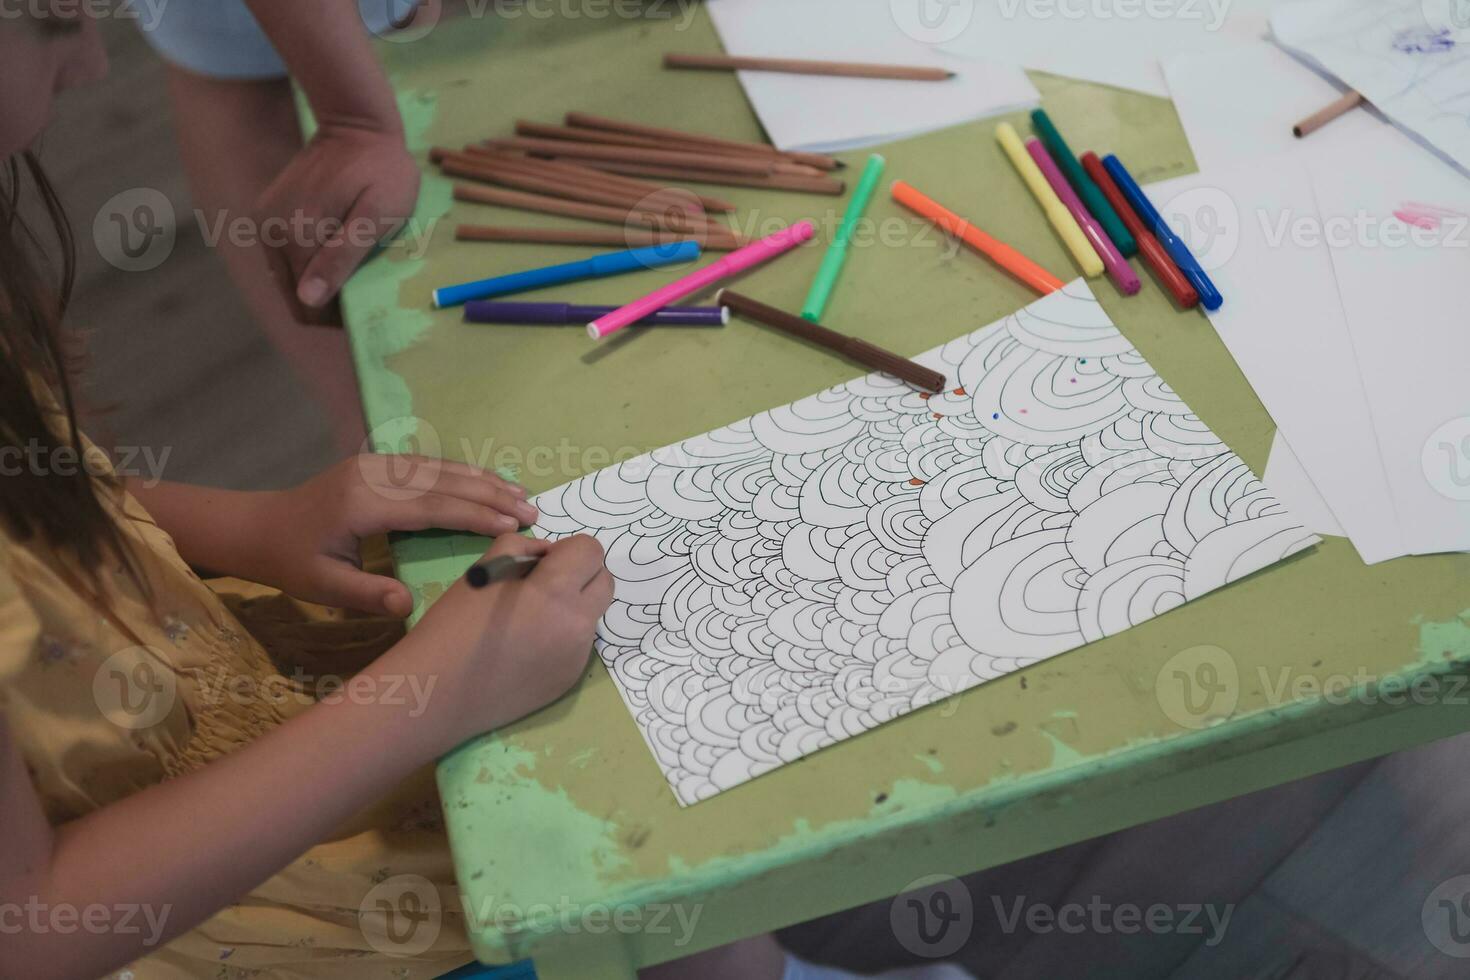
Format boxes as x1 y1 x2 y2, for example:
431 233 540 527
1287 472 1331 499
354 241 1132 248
465 554 541 589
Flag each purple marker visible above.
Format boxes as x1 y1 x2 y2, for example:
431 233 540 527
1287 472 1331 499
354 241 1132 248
464 302 729 327
1025 139 1141 296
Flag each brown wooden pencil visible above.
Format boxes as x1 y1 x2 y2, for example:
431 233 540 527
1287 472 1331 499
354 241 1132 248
717 290 946 392
664 53 955 83
565 111 842 171
483 137 776 176
455 225 739 250
466 148 739 214
1292 90 1365 138
551 159 847 196
512 120 824 177
440 153 706 217
452 184 744 246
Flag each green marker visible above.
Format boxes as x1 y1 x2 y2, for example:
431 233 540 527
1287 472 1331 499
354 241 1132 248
1030 110 1137 258
801 153 887 322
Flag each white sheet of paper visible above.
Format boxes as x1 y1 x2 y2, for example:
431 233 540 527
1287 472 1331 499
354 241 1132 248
1310 149 1470 554
1161 39 1392 170
1147 158 1406 563
704 0 1039 152
1272 0 1470 175
535 282 1315 804
1266 432 1345 537
936 0 1275 97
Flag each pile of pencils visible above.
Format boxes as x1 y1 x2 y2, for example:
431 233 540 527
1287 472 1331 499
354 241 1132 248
431 112 847 252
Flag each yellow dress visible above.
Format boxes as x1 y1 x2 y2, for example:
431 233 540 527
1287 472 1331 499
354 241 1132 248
0 453 476 979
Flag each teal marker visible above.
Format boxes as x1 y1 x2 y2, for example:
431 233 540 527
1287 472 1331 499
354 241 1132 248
1030 110 1137 258
801 154 886 321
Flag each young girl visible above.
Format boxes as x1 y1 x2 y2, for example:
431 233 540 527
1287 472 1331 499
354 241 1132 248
1 13 613 979
0 13 974 980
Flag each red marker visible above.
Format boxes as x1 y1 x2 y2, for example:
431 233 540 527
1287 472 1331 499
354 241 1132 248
1081 152 1198 309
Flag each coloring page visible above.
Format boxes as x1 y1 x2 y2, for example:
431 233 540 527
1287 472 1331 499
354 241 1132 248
535 282 1316 804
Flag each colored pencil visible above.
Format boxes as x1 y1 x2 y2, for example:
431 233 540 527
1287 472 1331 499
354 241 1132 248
544 159 846 196
483 137 775 176
587 221 814 340
1030 109 1137 258
996 123 1103 278
1293 90 1365 138
440 154 704 216
802 153 885 322
1026 140 1140 296
565 111 841 171
465 301 727 326
1081 152 1197 309
664 52 954 82
718 290 946 392
455 225 740 250
464 148 737 213
1101 154 1222 310
889 180 1062 296
452 184 744 247
432 240 702 309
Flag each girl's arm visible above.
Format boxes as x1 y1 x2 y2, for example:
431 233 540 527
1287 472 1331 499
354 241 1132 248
0 533 613 980
128 455 538 617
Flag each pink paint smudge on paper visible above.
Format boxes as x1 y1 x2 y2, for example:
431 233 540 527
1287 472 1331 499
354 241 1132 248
1393 201 1467 229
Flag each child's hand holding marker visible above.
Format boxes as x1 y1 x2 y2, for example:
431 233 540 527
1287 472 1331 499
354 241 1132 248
407 533 614 743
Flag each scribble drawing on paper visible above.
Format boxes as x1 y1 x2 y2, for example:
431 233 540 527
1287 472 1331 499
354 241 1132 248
1272 0 1470 172
534 282 1316 805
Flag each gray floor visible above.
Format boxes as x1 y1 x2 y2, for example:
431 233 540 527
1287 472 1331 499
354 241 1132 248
36 17 1466 980
42 20 335 491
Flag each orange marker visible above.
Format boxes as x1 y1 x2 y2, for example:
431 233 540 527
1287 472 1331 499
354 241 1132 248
891 180 1062 295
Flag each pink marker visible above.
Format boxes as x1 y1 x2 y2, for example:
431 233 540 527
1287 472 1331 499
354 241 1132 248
1025 139 1140 296
588 221 815 340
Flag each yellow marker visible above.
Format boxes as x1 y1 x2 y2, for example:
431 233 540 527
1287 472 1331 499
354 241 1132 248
995 122 1104 278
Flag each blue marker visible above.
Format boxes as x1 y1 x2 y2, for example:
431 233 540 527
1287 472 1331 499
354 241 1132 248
1100 155 1223 311
432 240 702 309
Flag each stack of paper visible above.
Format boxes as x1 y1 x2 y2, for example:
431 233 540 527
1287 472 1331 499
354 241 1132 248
704 0 1039 152
1272 0 1470 175
1155 40 1470 561
937 0 1277 96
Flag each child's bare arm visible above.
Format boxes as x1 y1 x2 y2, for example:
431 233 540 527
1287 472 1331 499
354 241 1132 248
244 0 422 309
0 534 611 980
128 456 538 616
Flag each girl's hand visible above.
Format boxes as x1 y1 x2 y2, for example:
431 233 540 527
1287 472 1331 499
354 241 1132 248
255 454 539 617
397 532 614 750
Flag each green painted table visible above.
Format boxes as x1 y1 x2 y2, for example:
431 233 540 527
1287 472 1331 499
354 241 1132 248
342 9 1470 978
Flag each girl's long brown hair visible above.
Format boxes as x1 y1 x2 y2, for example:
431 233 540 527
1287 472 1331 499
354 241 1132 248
1 150 137 580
